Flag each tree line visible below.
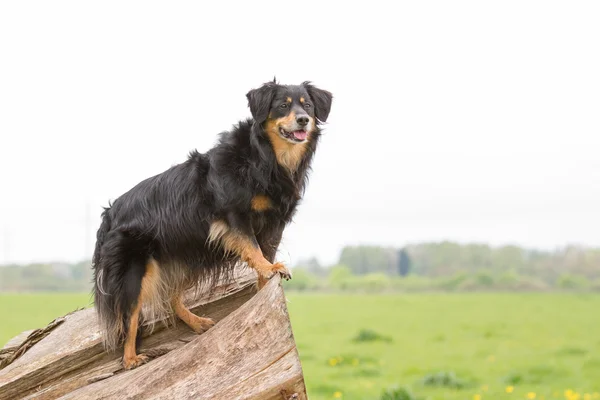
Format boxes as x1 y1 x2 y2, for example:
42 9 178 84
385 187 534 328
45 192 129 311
287 242 600 292
1 242 599 292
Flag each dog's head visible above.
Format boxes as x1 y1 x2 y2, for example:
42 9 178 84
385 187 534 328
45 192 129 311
246 79 333 144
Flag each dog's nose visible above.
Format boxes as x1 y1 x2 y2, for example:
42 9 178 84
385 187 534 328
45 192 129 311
296 115 309 126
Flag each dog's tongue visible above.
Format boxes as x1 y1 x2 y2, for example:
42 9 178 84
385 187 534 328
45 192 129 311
293 130 307 140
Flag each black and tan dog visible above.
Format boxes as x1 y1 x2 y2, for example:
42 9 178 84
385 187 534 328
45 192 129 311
92 79 332 369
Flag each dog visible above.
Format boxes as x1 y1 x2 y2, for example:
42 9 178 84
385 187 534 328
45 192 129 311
91 79 332 369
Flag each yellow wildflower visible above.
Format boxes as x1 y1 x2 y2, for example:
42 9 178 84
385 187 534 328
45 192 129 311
473 394 481 400
333 392 342 398
527 392 536 399
506 386 514 393
328 358 338 366
584 394 592 400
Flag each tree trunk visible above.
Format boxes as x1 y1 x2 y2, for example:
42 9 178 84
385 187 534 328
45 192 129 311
0 269 306 400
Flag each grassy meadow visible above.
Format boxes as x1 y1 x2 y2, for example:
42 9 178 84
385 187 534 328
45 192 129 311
1 292 599 400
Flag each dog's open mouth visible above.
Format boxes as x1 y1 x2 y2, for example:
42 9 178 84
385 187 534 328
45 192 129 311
279 127 308 142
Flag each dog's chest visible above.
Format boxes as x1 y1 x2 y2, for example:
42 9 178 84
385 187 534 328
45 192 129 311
251 170 305 224
251 191 299 222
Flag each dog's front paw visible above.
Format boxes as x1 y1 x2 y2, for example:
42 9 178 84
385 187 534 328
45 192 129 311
255 262 292 289
271 262 292 280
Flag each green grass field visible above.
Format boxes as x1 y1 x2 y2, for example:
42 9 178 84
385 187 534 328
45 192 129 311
1 292 599 400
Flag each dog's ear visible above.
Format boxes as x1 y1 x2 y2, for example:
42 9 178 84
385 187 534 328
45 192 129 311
246 82 277 124
303 81 333 123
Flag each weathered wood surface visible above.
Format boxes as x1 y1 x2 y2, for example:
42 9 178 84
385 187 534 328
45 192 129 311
2 331 34 351
0 268 306 400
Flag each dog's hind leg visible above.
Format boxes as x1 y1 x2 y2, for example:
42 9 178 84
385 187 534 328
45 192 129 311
122 257 160 370
123 299 147 369
171 294 215 334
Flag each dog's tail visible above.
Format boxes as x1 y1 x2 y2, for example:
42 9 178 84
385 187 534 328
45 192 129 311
92 208 172 351
92 207 111 271
92 208 127 351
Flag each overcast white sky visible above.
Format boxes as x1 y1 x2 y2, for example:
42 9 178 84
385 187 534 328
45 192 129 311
1 1 599 266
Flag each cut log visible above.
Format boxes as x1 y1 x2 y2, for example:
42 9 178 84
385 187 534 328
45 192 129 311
0 268 306 400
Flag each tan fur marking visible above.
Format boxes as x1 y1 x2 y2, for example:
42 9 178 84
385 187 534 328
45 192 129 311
122 302 143 368
251 195 272 211
222 231 270 271
300 97 305 103
264 112 310 172
278 111 297 127
140 259 160 301
122 260 161 369
286 97 292 103
207 220 290 283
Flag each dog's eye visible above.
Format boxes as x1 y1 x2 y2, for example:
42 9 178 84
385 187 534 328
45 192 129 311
280 103 288 109
304 103 312 109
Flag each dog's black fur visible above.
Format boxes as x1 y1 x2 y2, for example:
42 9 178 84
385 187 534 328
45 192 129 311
92 79 332 368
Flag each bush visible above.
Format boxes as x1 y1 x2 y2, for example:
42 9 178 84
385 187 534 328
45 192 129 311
283 268 319 291
419 371 470 389
474 270 495 286
511 276 550 291
381 385 421 400
503 371 524 385
328 265 356 290
357 273 391 292
352 329 393 343
436 272 469 291
496 270 520 287
557 274 590 290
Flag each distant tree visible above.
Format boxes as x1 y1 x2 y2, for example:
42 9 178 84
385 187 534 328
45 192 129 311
339 246 393 275
492 245 525 273
397 248 411 277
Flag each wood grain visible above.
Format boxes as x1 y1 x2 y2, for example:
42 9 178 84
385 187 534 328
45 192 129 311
0 268 306 400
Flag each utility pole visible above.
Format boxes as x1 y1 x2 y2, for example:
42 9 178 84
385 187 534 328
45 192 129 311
84 200 92 262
